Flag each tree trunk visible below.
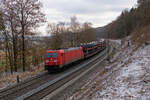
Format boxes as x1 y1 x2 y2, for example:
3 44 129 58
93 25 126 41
11 20 18 72
8 43 13 74
5 32 13 74
22 27 25 72
5 48 8 72
13 36 17 72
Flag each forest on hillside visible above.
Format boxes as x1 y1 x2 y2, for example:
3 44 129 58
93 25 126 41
97 0 150 44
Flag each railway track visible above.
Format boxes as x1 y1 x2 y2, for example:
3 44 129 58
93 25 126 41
0 47 109 100
0 72 49 99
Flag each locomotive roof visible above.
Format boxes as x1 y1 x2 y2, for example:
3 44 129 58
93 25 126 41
63 47 81 51
46 47 81 52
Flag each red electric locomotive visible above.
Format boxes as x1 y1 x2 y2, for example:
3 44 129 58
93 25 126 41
45 47 84 72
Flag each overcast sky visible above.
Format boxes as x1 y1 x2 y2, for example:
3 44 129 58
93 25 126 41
39 0 137 35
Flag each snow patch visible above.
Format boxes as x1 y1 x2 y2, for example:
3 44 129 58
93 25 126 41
93 44 150 100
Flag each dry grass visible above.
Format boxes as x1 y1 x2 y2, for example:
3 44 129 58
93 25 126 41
0 51 6 72
131 25 150 45
0 65 44 90
0 51 5 60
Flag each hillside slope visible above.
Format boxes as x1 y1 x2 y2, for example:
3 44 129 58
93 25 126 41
67 40 150 100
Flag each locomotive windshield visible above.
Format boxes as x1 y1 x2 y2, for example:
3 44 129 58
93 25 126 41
46 53 57 58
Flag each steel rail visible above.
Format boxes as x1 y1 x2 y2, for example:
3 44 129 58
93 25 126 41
0 72 47 99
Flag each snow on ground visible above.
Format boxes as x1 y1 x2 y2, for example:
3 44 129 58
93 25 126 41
67 42 150 100
93 45 150 100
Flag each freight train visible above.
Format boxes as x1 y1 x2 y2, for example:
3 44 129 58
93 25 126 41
44 40 106 72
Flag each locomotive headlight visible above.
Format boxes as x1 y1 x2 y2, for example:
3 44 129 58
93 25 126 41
46 60 49 63
54 60 57 62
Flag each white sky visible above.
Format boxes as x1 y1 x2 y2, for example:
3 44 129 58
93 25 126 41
38 0 137 35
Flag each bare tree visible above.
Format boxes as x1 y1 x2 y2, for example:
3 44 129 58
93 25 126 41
1 0 45 72
1 0 20 73
15 0 45 72
47 23 64 49
0 10 12 73
4 31 14 73
70 16 81 46
47 16 96 49
0 11 14 73
79 22 97 43
0 11 4 32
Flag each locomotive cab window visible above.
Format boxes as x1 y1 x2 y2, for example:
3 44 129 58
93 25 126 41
46 53 57 58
